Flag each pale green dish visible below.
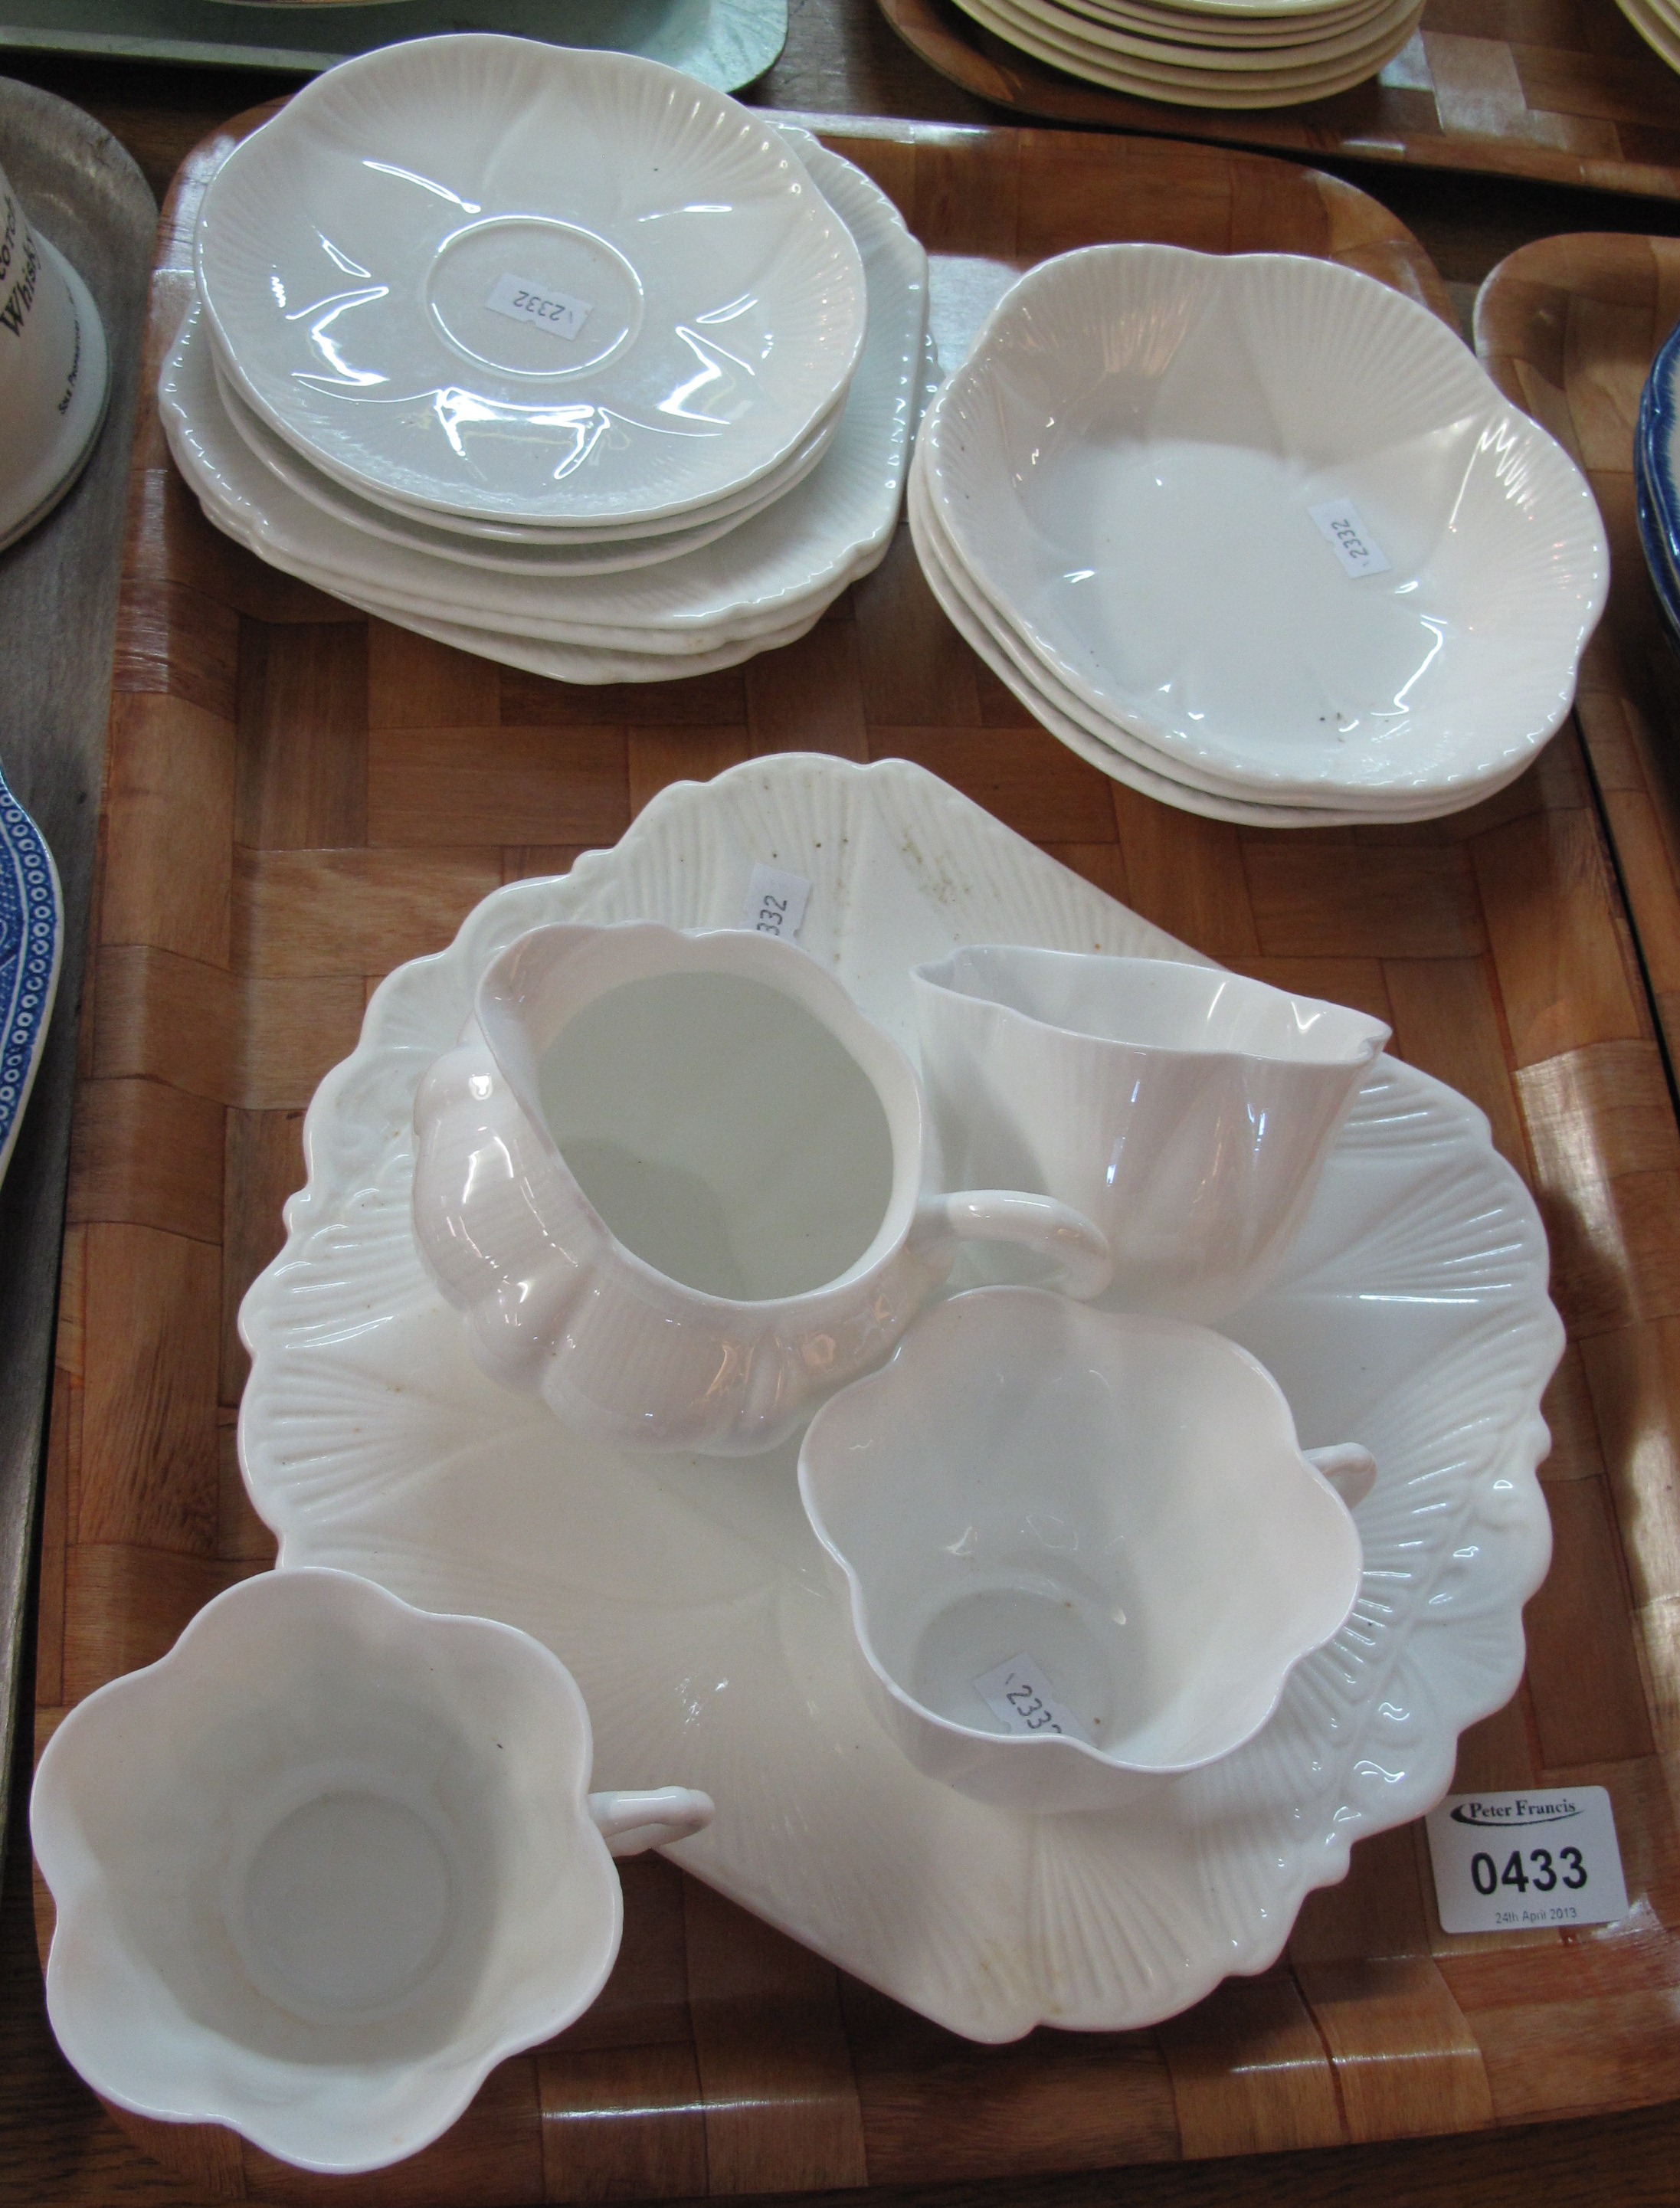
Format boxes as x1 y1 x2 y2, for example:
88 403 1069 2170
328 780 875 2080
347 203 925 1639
0 0 784 87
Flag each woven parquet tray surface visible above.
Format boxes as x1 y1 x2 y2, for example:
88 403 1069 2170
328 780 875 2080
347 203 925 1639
29 110 1680 2202
1478 237 1680 1082
879 0 1680 200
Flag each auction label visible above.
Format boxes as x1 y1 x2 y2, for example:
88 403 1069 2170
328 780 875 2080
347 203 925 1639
484 272 594 342
740 863 812 942
973 1654 1092 1744
1309 497 1391 579
1425 1788 1629 1934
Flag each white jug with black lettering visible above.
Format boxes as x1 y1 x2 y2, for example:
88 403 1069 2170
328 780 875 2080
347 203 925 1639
0 158 107 549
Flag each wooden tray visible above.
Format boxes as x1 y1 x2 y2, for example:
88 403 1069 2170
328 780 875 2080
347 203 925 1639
879 0 1680 201
1478 238 1680 1086
31 110 1680 2203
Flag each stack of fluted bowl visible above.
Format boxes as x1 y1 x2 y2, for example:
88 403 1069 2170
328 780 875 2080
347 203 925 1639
160 33 929 684
945 0 1425 108
909 241 1611 826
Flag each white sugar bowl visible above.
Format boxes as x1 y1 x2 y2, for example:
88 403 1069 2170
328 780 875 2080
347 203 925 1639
798 1289 1370 1814
411 921 1112 1456
31 1568 712 2174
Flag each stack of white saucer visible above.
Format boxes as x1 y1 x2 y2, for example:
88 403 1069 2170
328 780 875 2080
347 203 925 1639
161 34 928 684
947 0 1423 109
909 241 1610 826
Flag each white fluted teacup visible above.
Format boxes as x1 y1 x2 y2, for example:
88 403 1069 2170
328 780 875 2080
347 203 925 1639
800 1289 1370 1813
31 1568 713 2174
914 946 1388 1322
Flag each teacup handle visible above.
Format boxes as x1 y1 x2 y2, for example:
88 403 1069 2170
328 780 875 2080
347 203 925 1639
588 1786 715 1858
1306 1444 1377 1512
912 1191 1113 1301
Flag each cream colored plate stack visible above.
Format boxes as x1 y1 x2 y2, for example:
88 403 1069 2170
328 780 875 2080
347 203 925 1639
951 0 1423 107
1616 0 1680 74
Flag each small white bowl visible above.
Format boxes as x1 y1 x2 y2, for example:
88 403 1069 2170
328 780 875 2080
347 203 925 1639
914 946 1389 1322
919 243 1607 808
31 1568 712 2174
798 1289 1367 1814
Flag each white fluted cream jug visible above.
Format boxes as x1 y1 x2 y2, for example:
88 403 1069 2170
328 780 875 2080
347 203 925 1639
411 921 1112 1453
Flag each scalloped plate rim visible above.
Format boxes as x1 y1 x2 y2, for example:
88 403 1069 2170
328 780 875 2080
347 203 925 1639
238 751 1560 2039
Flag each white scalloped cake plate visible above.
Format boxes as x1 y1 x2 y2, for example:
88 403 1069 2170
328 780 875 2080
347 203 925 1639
239 754 1560 2042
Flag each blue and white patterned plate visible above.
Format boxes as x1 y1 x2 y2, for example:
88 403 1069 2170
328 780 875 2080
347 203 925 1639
1634 314 1680 656
0 759 64 1188
1633 453 1680 659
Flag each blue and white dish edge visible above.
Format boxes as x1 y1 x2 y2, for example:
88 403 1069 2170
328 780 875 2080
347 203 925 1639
0 761 64 1188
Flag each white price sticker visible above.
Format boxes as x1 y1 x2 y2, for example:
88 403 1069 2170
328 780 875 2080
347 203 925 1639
484 271 594 342
974 1654 1092 1744
740 863 812 942
1309 497 1392 578
1425 1787 1629 1934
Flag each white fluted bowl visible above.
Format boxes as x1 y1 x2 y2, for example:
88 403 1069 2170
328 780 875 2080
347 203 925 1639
919 244 1607 811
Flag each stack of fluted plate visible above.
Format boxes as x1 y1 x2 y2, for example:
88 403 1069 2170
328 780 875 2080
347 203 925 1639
948 0 1424 109
161 34 929 685
909 241 1610 827
1616 0 1680 78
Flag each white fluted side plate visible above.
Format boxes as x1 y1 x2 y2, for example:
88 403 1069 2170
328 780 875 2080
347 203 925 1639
239 754 1559 2041
164 136 926 653
195 38 866 526
210 352 840 573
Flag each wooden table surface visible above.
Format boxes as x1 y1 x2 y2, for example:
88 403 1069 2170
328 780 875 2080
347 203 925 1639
4 5 1680 2203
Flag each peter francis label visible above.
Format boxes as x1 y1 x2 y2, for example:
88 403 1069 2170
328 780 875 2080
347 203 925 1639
1424 1788 1628 1934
